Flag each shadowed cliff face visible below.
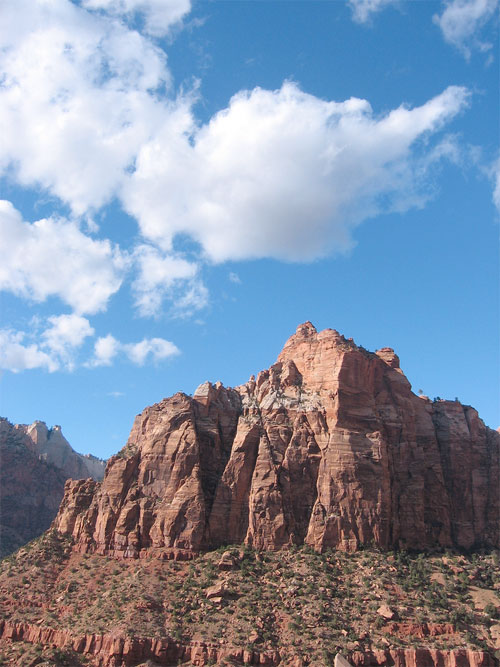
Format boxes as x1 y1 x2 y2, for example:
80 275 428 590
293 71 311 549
53 323 499 557
0 419 106 558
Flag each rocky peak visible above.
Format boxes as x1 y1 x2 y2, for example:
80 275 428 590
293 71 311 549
26 419 49 441
53 323 499 558
295 320 318 337
278 323 386 397
14 420 106 481
375 347 401 369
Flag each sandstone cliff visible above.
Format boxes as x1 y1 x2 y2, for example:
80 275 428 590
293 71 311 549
0 620 495 667
0 419 106 557
53 323 499 557
20 420 106 481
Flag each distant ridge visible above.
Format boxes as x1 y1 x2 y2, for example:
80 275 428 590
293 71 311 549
0 418 106 557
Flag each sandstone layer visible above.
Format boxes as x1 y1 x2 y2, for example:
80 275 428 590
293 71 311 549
53 323 499 557
0 621 495 667
0 419 106 557
0 619 278 666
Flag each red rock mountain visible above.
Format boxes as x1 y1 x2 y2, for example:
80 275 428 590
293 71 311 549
0 419 106 557
54 323 499 558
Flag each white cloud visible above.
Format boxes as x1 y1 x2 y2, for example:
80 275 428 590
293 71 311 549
132 244 206 317
0 1 473 273
171 282 209 317
0 330 58 373
124 337 180 365
348 0 399 23
229 272 241 284
0 0 175 214
89 334 180 366
82 0 192 36
124 82 470 263
1 322 180 373
0 1 478 322
0 1 207 320
350 0 498 56
433 0 499 56
0 201 126 314
43 314 95 352
0 314 93 373
92 334 120 367
42 314 95 370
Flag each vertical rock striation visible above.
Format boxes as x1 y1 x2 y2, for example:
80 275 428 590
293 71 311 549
53 323 499 556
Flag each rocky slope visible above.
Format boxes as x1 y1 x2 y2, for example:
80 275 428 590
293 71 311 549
53 322 499 558
0 531 498 666
0 419 106 557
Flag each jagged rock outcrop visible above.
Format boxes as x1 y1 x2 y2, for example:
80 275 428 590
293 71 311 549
53 323 499 557
0 419 106 557
349 649 494 666
0 621 495 666
0 620 283 666
20 420 106 481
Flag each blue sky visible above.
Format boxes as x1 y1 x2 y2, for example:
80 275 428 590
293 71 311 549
0 0 498 459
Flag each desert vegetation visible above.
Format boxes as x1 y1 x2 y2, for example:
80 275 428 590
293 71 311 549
0 532 498 665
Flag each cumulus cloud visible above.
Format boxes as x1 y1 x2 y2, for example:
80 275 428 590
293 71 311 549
0 1 208 321
125 338 180 364
90 335 179 366
0 201 126 314
124 82 470 262
0 319 180 373
348 0 399 23
0 2 473 268
42 314 95 352
0 0 479 325
433 0 499 56
0 314 94 373
42 314 95 370
0 330 57 373
132 244 206 317
92 334 120 367
0 0 174 214
82 0 192 36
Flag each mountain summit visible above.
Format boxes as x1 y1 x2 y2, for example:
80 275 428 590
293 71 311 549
54 323 499 558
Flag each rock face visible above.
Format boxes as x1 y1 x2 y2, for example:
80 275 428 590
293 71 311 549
0 621 495 667
54 323 499 557
0 620 282 667
0 419 106 557
20 420 106 481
